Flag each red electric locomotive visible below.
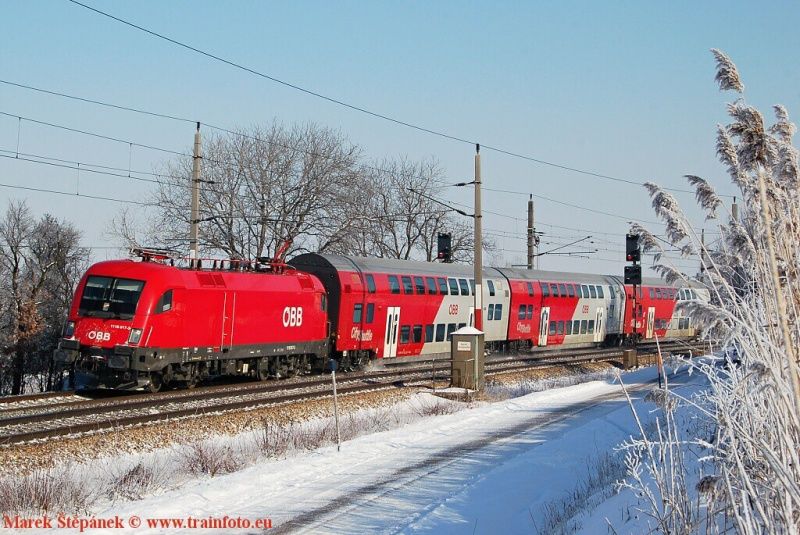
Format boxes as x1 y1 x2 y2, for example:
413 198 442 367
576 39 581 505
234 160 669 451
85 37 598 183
55 253 329 391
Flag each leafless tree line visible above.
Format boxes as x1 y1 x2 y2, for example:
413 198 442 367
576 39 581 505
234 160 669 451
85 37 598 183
0 201 89 395
113 121 489 262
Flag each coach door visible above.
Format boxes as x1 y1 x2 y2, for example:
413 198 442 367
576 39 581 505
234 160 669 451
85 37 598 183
383 307 400 358
594 307 604 343
538 307 550 346
221 292 236 351
646 307 655 339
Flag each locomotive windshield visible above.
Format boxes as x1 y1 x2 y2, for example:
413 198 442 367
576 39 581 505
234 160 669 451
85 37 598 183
78 276 145 319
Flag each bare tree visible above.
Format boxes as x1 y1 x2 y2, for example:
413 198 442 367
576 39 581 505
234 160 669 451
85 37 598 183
0 201 89 394
115 121 362 261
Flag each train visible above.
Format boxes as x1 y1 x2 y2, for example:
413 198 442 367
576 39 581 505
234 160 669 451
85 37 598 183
55 251 709 392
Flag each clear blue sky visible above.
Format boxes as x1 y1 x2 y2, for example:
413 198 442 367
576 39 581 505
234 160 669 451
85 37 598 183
2 0 799 275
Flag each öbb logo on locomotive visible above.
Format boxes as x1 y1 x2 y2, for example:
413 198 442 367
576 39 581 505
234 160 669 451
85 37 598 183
282 306 303 327
86 331 112 342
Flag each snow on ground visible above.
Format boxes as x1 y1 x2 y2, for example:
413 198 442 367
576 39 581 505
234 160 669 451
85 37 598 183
33 365 704 535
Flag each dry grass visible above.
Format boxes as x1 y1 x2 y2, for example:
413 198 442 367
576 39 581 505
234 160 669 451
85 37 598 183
617 49 800 533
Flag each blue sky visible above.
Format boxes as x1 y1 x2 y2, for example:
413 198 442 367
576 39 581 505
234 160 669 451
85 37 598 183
2 0 799 274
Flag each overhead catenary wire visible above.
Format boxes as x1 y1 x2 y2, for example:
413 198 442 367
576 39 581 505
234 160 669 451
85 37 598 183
14 4 726 198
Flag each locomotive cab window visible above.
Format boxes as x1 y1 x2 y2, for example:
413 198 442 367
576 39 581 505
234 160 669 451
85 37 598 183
388 275 400 294
79 275 145 320
155 289 173 313
365 274 376 293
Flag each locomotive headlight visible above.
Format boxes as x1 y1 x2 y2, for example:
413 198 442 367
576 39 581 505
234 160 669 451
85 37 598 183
128 328 143 345
63 321 75 338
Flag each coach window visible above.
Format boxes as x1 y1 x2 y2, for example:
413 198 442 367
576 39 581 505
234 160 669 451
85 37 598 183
487 280 496 296
655 288 662 299
470 279 475 295
567 285 575 298
527 305 534 320
488 304 495 321
426 277 437 295
557 321 564 335
518 304 526 320
412 276 424 294
459 279 470 296
541 284 550 297
589 286 597 299
588 320 595 334
449 278 459 295
412 325 423 343
400 326 410 344
649 288 655 299
435 324 446 342
425 325 434 343
495 304 503 320
446 323 456 340
573 320 580 334
458 322 466 330
155 290 173 313
550 283 559 297
549 321 557 336
352 303 363 323
437 277 449 294
402 276 413 294
580 320 588 334
365 274 376 293
597 286 604 298
527 282 534 296
388 275 400 294
580 285 588 298
558 284 566 297
565 321 572 335
366 303 375 323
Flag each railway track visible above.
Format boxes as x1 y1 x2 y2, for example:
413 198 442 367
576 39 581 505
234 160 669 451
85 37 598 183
0 341 706 447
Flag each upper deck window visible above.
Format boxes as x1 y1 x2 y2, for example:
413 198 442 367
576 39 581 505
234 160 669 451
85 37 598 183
365 274 376 293
79 275 145 320
401 276 414 294
388 275 400 294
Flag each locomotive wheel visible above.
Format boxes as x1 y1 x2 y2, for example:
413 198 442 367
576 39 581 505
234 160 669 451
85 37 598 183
147 372 163 393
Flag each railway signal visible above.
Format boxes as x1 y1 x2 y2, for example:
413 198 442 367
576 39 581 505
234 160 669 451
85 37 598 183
625 233 641 344
437 233 452 263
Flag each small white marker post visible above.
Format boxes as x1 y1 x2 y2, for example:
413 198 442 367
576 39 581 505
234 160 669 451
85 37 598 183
329 359 341 452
